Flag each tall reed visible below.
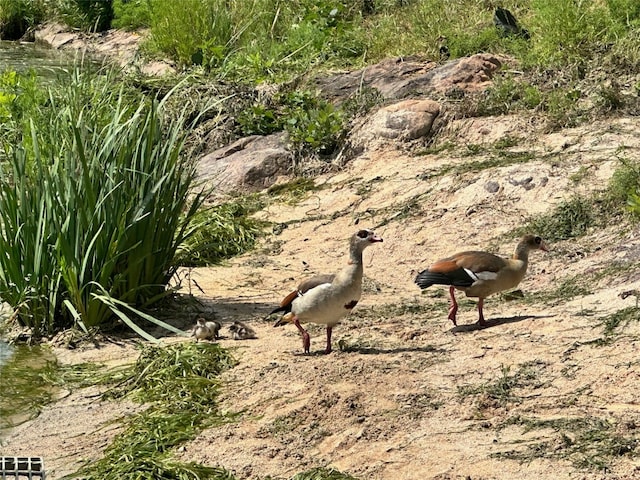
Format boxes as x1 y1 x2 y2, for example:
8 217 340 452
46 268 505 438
0 68 207 339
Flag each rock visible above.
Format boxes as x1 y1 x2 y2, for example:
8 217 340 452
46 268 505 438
34 23 177 74
485 181 500 193
315 53 504 102
426 54 503 93
350 99 440 149
197 132 292 194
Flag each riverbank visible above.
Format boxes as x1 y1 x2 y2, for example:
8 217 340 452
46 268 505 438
3 111 640 478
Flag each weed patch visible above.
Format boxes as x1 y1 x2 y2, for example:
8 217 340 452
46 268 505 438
57 342 239 479
494 415 639 471
458 362 546 408
594 307 640 345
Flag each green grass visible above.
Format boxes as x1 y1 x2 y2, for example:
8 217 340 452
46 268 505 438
494 415 639 471
0 0 46 39
175 196 266 267
594 307 640 345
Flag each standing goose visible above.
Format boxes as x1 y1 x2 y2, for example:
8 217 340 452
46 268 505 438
271 229 383 354
414 235 548 326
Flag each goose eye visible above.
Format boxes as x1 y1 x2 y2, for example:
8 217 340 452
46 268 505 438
357 230 369 239
535 236 542 244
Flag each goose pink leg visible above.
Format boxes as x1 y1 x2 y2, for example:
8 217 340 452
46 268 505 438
477 298 486 325
325 326 333 354
293 318 311 353
448 286 458 326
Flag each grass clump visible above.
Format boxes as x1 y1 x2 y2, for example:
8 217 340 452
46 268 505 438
175 197 265 267
532 276 592 306
495 415 638 471
67 342 239 479
521 196 596 242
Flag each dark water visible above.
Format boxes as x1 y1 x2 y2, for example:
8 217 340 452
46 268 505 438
0 40 76 77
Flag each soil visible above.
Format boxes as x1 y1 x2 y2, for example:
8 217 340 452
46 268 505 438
3 114 640 480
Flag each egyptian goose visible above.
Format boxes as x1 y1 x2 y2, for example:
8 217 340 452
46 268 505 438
229 321 257 340
191 318 222 342
414 235 548 326
271 229 383 354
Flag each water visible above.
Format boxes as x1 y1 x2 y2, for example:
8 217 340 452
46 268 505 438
0 343 58 435
0 339 12 367
0 40 76 78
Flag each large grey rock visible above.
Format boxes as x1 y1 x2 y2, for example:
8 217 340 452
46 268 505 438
198 133 292 193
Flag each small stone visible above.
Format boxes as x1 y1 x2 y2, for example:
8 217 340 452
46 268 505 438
485 181 500 193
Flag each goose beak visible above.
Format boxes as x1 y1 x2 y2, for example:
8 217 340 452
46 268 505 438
539 240 549 252
370 234 383 243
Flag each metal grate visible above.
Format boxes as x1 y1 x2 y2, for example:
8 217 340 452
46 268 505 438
0 457 45 480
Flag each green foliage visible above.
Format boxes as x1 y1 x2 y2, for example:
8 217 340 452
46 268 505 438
55 0 114 31
283 90 345 156
0 69 48 153
606 0 640 27
0 0 46 40
236 89 347 157
607 159 640 218
68 342 239 480
526 0 619 69
476 77 542 116
0 68 206 338
112 0 151 30
175 198 265 267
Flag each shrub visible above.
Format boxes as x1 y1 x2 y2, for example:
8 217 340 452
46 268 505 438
112 0 151 30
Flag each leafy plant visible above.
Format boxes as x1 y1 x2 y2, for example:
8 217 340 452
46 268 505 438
284 90 345 157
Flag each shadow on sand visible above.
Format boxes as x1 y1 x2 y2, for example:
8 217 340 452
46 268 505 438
449 314 552 333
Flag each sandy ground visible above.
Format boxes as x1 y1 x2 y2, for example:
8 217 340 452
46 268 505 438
3 115 640 479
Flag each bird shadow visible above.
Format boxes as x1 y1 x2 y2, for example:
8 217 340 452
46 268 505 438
449 314 552 333
289 345 447 357
340 345 448 355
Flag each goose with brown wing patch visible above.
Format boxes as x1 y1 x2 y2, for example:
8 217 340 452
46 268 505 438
415 235 548 326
